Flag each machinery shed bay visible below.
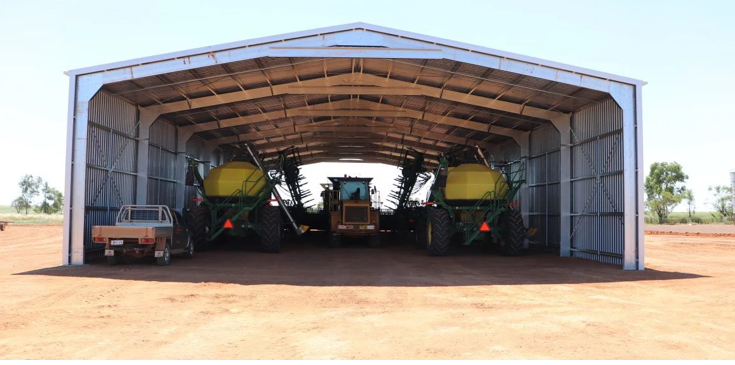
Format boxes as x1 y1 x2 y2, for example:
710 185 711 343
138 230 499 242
63 23 646 270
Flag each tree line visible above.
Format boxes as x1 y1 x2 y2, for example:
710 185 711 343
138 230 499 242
11 175 64 215
645 162 733 224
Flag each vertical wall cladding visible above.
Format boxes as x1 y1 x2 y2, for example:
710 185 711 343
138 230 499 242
570 98 624 265
148 120 177 208
184 135 207 210
528 123 561 248
85 90 138 261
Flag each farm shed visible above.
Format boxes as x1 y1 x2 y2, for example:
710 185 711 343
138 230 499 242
63 23 646 269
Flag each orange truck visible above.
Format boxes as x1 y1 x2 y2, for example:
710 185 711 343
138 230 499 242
92 205 194 266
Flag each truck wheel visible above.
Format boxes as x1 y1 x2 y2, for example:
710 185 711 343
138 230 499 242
258 206 282 253
426 208 451 256
157 244 172 266
182 236 195 259
107 255 122 266
189 205 211 251
498 209 525 256
328 233 341 247
368 234 381 248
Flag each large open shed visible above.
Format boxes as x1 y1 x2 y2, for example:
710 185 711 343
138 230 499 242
63 23 645 269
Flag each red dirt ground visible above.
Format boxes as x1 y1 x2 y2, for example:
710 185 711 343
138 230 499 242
1 225 734 359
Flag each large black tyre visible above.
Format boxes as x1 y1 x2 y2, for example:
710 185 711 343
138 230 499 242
188 205 211 251
498 209 525 256
258 206 282 253
426 208 451 256
414 219 427 250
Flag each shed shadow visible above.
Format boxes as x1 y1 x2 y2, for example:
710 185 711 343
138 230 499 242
16 233 705 287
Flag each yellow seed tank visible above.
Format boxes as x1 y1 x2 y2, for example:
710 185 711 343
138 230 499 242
444 163 509 200
203 161 265 197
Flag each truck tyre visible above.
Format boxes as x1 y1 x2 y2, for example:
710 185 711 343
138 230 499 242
426 208 451 256
182 236 195 259
189 205 211 251
258 206 282 253
157 243 172 266
107 255 122 266
498 209 525 256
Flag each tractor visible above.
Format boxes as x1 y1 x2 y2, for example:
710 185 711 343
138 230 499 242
184 143 303 253
324 176 381 247
416 146 530 256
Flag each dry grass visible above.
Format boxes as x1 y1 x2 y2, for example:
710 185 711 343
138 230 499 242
0 206 63 226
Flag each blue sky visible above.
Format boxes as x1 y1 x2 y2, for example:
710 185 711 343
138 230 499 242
0 0 733 211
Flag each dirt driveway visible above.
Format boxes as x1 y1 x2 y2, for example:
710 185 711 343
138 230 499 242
1 226 734 359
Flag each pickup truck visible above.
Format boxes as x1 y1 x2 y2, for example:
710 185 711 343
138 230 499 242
92 205 194 266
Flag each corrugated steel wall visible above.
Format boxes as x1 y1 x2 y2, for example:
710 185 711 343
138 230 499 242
570 98 624 265
528 123 561 248
85 90 138 261
147 119 177 208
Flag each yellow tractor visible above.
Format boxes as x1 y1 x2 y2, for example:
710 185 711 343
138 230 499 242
324 177 381 247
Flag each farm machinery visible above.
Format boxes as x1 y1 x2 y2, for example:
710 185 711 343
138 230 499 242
416 146 531 256
382 149 429 234
185 143 304 253
324 176 381 247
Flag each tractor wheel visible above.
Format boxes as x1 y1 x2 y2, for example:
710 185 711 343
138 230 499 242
414 219 427 250
258 206 282 253
188 205 211 251
426 208 451 256
328 233 341 247
498 209 525 256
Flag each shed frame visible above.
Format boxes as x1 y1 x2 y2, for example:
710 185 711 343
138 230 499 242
63 22 645 269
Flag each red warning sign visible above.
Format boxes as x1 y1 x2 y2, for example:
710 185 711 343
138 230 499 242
479 222 491 232
223 219 234 229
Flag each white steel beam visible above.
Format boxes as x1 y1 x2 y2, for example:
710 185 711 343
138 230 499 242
550 115 572 257
134 109 160 204
67 26 644 95
65 74 103 265
610 83 640 270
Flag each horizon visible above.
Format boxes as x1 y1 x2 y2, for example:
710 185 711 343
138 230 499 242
1 0 733 212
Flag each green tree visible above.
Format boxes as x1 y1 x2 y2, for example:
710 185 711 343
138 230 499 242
707 185 733 220
11 197 30 214
16 175 43 214
683 189 695 219
644 162 688 224
35 182 64 215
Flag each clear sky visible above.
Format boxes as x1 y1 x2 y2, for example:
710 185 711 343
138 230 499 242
0 0 733 211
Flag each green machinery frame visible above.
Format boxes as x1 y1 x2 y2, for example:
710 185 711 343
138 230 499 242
426 154 526 246
185 143 303 242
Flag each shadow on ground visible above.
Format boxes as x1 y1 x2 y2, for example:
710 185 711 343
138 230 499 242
16 232 705 287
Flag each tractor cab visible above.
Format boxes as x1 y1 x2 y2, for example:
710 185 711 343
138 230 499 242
325 176 381 247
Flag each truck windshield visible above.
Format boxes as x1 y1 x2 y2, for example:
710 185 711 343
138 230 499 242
340 181 369 200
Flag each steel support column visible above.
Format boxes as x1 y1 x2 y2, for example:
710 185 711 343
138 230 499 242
134 109 160 204
63 75 102 265
515 132 530 248
175 129 194 212
550 115 572 257
611 84 641 270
